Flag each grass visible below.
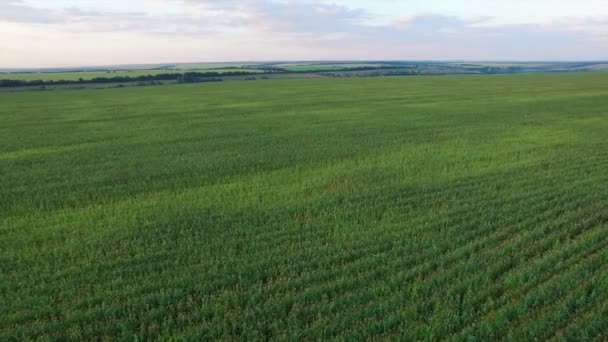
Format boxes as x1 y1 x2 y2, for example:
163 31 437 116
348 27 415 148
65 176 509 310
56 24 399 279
1 73 608 340
0 68 261 82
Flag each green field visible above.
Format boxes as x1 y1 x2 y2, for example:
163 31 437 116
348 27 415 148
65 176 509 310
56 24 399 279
0 68 261 82
173 63 257 70
277 63 386 72
1 73 608 339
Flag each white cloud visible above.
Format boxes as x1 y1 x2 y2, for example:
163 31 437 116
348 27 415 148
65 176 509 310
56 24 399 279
0 0 607 67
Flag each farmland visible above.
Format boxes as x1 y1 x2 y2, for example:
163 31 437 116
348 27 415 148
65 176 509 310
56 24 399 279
3 61 608 90
275 63 389 72
0 68 262 82
1 73 608 339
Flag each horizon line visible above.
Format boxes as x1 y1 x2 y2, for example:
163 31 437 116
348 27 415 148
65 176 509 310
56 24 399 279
2 59 608 72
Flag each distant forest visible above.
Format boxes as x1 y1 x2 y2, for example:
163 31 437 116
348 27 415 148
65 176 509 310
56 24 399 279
0 71 258 88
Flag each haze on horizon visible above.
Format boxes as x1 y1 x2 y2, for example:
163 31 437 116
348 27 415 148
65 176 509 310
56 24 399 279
1 0 607 68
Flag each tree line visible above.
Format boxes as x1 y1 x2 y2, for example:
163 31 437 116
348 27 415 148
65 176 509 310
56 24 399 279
0 71 260 88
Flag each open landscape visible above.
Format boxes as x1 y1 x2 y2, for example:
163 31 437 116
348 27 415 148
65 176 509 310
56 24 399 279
3 61 608 93
2 72 608 339
3 61 608 86
3 0 608 339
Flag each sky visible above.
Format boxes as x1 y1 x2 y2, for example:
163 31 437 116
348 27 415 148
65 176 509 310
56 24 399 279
1 0 607 68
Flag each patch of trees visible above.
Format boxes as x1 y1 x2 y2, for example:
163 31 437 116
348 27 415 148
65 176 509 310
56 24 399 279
325 68 421 78
178 72 226 83
0 70 260 88
292 66 409 74
261 67 288 73
470 66 525 74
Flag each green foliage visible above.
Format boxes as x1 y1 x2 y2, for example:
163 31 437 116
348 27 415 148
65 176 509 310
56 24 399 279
1 73 608 339
0 71 264 88
0 69 262 83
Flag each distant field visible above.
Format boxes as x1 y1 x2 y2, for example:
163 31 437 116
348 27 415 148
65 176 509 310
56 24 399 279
572 63 608 71
2 73 608 340
277 63 387 72
4 61 608 82
448 62 551 68
447 62 608 71
0 68 261 81
173 63 258 70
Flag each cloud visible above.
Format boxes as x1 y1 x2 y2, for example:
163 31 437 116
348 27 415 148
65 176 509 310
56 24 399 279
1 0 607 67
8 0 602 47
0 0 62 23
542 16 608 41
379 14 608 60
0 0 222 34
259 1 367 33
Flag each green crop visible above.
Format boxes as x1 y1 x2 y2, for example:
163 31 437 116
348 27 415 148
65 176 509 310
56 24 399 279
1 73 607 340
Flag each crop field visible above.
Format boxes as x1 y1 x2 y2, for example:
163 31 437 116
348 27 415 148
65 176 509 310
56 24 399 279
173 63 258 70
1 73 608 339
276 63 388 72
0 68 261 82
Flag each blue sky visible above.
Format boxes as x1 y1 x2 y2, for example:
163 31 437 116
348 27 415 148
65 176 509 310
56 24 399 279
1 0 607 67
